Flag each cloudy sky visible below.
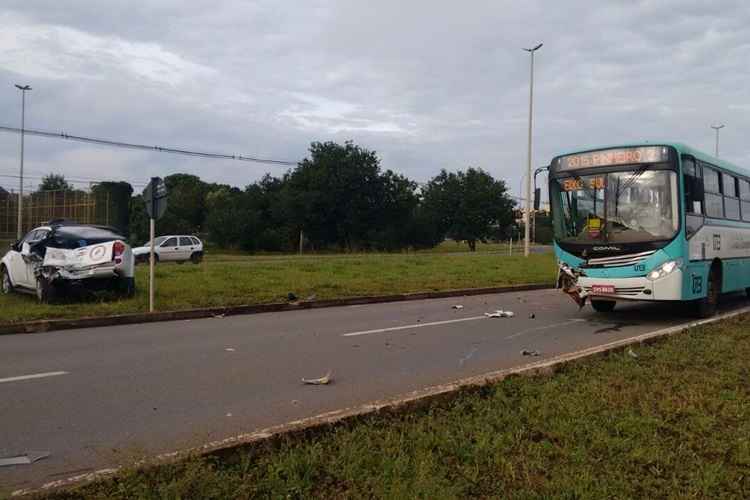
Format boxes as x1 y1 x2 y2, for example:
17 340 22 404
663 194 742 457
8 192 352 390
0 0 748 198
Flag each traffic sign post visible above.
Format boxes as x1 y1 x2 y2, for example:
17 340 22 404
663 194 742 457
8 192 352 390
143 177 168 312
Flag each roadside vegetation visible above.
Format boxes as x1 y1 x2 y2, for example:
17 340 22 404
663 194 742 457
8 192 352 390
0 251 555 324
37 315 750 499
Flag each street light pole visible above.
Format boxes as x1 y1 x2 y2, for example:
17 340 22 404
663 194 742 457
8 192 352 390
711 124 725 157
14 84 32 240
523 43 542 257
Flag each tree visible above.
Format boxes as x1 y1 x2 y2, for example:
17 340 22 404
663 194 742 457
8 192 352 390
421 168 515 251
39 174 73 192
285 141 387 250
158 173 213 235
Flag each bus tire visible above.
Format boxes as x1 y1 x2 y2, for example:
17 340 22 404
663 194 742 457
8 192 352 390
697 266 720 318
591 299 616 313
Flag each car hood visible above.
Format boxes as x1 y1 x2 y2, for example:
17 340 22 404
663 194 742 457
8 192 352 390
132 246 151 255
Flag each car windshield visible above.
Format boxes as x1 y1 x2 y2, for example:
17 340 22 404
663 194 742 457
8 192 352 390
551 168 679 244
148 236 168 246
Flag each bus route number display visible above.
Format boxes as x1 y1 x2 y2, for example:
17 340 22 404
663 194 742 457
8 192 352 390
559 146 668 171
562 176 606 191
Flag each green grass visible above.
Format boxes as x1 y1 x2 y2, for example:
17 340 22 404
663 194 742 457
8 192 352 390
36 315 750 499
0 252 556 324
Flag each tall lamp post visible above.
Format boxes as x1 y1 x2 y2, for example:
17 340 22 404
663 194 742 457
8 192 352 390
711 124 725 158
523 43 542 257
15 84 32 240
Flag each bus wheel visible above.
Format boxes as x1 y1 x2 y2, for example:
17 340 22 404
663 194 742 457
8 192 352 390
697 267 720 318
591 299 616 313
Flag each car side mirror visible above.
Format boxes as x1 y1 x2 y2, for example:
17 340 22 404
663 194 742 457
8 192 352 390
533 188 541 211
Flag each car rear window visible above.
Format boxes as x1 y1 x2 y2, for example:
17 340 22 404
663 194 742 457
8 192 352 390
191 237 201 245
179 237 193 246
47 226 124 249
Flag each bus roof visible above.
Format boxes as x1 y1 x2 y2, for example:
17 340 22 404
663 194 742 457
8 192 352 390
550 142 750 178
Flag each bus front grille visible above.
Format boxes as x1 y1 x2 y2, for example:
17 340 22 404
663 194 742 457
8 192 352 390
582 285 645 296
583 250 656 268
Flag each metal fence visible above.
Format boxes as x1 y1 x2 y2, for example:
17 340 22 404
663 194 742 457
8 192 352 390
0 189 109 240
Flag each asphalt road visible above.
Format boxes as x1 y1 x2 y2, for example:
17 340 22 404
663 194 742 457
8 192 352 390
1 289 747 491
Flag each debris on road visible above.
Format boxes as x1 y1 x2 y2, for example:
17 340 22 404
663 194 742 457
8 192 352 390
0 451 50 467
226 413 233 417
302 371 333 385
521 349 540 357
529 313 536 319
225 348 236 352
291 399 300 406
306 293 317 301
452 304 464 310
458 347 479 367
213 313 226 319
287 292 298 302
484 310 515 318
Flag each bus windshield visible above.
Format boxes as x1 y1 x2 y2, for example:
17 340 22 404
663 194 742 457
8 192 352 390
551 168 679 244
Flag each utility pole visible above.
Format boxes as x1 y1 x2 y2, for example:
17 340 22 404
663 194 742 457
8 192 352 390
711 124 725 157
522 43 542 257
15 84 31 240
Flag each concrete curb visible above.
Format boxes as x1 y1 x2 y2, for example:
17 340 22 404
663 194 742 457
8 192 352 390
18 305 750 497
0 283 552 336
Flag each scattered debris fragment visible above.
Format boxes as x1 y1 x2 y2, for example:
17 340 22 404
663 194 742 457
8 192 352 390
213 313 226 319
458 347 479 367
226 413 233 417
225 348 236 352
529 313 536 319
291 400 300 406
287 292 298 302
306 293 317 301
0 451 50 467
521 349 540 357
302 371 333 385
452 304 464 310
484 310 515 318
627 347 639 359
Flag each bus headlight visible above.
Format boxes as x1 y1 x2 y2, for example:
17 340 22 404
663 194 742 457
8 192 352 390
647 258 683 281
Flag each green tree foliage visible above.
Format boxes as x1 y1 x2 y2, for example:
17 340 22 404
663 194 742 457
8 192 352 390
91 182 133 235
158 174 214 236
39 173 73 192
421 168 515 251
126 141 518 252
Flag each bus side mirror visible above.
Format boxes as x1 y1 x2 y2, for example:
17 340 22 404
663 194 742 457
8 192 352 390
689 176 704 201
533 188 541 211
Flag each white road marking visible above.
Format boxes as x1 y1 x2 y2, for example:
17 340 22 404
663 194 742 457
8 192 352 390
342 315 487 337
0 371 69 384
504 319 587 340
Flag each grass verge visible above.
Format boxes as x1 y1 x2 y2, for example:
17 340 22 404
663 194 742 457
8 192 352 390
0 252 555 324
36 314 750 499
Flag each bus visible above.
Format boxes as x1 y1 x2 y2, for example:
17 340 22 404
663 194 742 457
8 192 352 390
548 143 750 317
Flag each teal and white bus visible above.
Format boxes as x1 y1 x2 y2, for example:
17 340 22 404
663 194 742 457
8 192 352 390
549 143 750 317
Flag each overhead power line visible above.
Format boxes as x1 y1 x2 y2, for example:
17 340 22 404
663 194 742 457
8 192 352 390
0 125 298 166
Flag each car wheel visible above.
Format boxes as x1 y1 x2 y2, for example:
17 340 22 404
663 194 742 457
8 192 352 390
591 299 616 313
1 266 14 294
697 266 720 318
35 276 56 304
190 252 203 264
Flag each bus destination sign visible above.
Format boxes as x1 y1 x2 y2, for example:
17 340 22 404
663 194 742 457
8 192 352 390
558 146 669 171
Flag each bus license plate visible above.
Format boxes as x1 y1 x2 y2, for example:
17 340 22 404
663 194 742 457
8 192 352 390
592 285 615 294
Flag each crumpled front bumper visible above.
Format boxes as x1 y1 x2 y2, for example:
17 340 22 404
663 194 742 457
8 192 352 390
577 269 683 301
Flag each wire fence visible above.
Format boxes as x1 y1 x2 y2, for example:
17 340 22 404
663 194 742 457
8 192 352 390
0 188 109 240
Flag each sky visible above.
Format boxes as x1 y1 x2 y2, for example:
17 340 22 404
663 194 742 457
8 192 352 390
0 0 748 198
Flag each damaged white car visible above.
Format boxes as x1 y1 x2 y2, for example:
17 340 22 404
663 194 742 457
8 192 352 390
1 221 135 303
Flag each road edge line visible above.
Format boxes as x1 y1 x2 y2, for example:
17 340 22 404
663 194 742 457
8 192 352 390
0 283 552 336
16 305 749 497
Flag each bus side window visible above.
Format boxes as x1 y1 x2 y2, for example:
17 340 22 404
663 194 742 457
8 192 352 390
682 156 702 215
